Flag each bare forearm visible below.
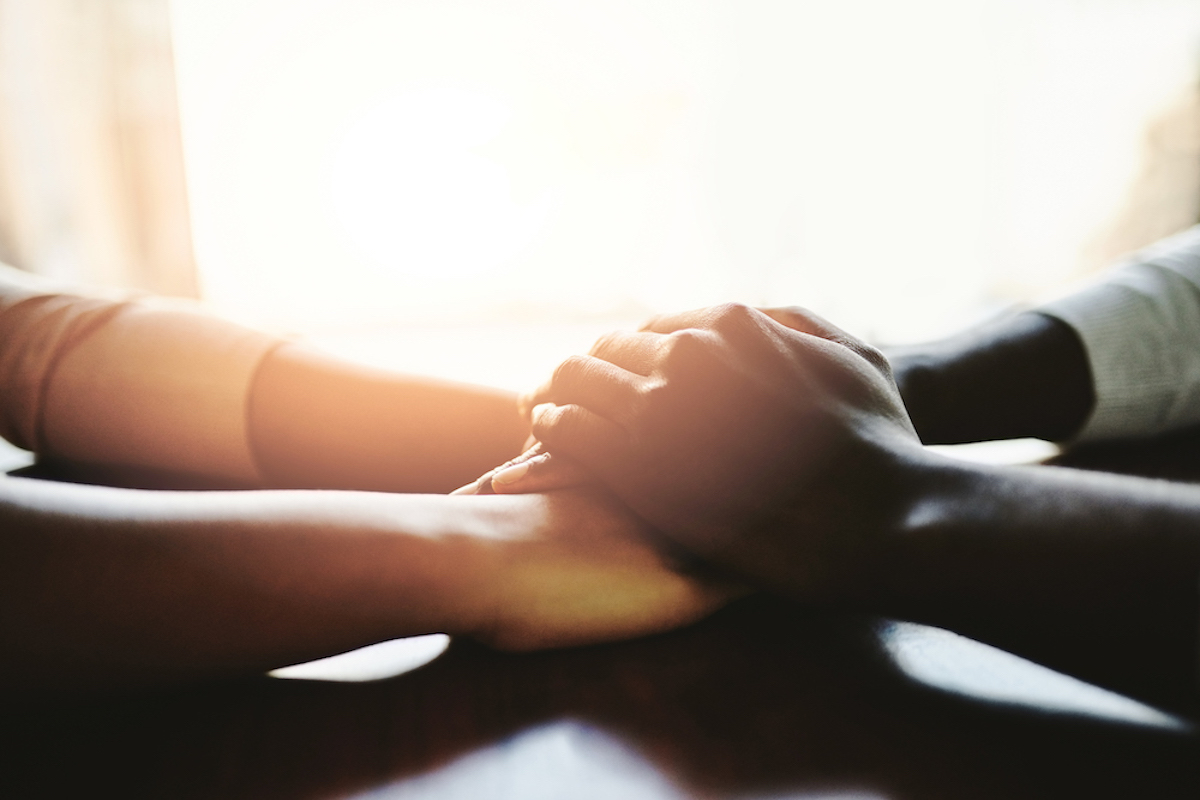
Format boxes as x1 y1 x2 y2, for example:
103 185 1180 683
0 478 721 691
882 455 1200 715
0 477 510 688
248 343 529 493
0 269 528 492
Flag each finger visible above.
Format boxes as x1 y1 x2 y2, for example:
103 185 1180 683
450 475 494 495
517 387 545 419
519 353 641 419
450 443 546 495
531 403 628 477
520 331 658 416
639 306 722 334
528 354 646 426
759 306 891 373
641 303 786 339
490 450 594 494
758 305 851 340
587 330 662 375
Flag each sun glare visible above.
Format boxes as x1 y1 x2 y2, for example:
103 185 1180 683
330 87 553 298
169 0 1200 383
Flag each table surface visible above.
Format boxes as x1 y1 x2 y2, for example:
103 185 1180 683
1 436 1198 800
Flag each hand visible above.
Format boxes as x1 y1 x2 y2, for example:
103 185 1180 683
468 489 739 651
450 441 593 496
499 303 926 602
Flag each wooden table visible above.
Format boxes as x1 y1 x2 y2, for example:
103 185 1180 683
1 438 1197 799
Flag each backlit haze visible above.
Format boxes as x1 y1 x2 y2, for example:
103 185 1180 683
170 0 1200 389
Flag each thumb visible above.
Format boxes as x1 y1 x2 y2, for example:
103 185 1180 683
489 450 595 494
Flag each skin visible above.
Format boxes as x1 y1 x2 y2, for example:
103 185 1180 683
248 343 529 494
0 478 727 690
886 311 1096 445
488 303 1200 717
0 335 728 691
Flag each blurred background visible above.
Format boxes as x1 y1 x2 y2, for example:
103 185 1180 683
1 0 1199 390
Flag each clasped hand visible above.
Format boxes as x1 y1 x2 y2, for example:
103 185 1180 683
461 303 924 603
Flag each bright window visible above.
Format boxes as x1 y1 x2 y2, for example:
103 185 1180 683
169 0 1200 388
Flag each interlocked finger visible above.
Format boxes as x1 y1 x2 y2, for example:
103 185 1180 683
530 403 628 477
532 354 646 427
759 305 849 340
588 330 662 375
639 307 723 334
759 306 891 373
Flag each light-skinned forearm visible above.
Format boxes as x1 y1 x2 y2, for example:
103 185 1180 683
0 476 501 689
880 452 1200 716
0 267 528 493
0 477 722 691
248 343 529 494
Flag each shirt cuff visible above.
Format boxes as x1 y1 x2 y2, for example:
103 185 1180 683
1038 257 1200 442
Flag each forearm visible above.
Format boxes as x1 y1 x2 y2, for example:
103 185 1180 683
889 311 1095 444
0 478 721 690
881 454 1200 715
0 477 517 688
248 343 528 494
0 267 528 491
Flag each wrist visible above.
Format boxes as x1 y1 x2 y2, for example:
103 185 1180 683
871 452 1003 615
889 350 946 443
888 312 1095 444
364 494 534 642
848 440 962 609
756 430 938 609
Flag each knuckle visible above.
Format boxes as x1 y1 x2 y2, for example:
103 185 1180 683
529 403 559 440
779 304 814 322
589 330 624 358
792 307 825 332
639 377 672 409
550 354 592 387
713 301 755 322
532 402 585 441
660 328 710 362
711 302 763 337
772 305 822 335
715 301 751 316
850 341 892 375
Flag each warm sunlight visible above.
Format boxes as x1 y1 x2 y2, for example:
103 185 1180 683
169 0 1200 385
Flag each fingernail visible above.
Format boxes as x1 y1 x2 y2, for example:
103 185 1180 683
491 460 531 485
450 474 492 495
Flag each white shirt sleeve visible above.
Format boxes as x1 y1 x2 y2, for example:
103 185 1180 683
1038 225 1200 442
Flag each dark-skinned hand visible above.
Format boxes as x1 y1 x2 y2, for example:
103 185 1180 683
470 303 926 604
